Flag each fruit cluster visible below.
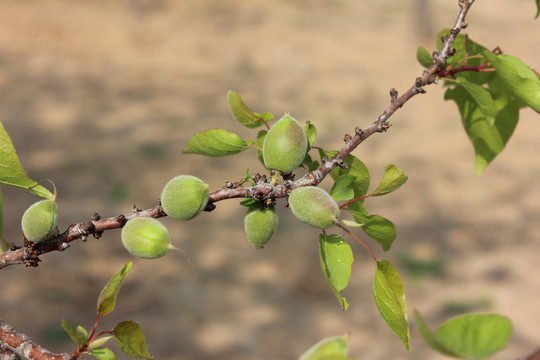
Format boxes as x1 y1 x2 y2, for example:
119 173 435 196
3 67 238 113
20 112 342 257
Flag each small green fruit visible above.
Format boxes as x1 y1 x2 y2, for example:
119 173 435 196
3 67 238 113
288 186 340 229
263 114 308 174
121 217 172 259
21 199 58 242
161 175 209 221
244 206 279 249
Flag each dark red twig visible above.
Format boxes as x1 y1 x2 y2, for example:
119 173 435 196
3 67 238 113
438 62 494 78
335 223 378 263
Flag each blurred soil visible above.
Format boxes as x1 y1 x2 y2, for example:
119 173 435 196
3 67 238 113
0 1 539 359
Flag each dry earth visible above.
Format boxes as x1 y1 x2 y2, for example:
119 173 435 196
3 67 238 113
0 1 539 359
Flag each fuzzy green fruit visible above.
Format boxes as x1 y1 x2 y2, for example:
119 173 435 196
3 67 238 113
21 199 58 242
121 217 172 259
288 186 340 229
263 114 308 174
244 206 279 249
161 175 209 221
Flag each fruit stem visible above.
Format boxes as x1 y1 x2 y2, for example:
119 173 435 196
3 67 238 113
258 117 271 130
32 178 58 200
335 223 377 263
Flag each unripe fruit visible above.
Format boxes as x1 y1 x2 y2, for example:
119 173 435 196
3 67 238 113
161 175 209 221
21 199 58 242
244 206 279 249
121 217 172 259
288 186 340 229
263 114 308 174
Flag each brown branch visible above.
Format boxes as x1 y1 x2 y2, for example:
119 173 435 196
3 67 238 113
0 319 72 360
0 206 164 269
0 346 21 360
0 0 475 270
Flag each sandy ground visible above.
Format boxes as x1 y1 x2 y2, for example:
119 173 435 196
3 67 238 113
0 1 539 359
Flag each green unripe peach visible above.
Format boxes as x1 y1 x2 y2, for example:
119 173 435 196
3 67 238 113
121 217 172 259
288 186 340 229
244 206 279 249
263 114 308 174
21 199 58 242
161 175 209 221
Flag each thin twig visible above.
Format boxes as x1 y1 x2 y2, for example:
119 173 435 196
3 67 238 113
336 223 378 263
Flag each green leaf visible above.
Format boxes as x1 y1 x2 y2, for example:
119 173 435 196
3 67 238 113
321 151 370 203
329 175 356 201
183 129 250 157
435 313 512 360
113 320 153 360
417 312 512 360
536 0 540 18
256 129 267 166
97 262 132 316
0 121 53 199
483 52 540 114
417 46 433 68
301 152 320 172
77 325 88 338
304 121 317 150
227 90 273 128
372 164 408 197
348 210 396 251
363 215 396 251
239 198 259 208
414 311 459 357
87 336 113 350
373 260 410 352
455 77 498 126
87 347 117 360
319 234 354 311
299 334 349 360
445 84 519 174
240 169 256 187
62 320 88 345
339 219 363 228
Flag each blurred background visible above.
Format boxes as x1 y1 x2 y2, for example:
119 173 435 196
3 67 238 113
0 0 539 359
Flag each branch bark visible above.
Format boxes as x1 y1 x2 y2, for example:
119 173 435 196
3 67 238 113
0 319 71 360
